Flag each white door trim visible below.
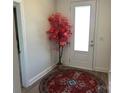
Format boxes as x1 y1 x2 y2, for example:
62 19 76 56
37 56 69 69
13 0 29 87
13 12 22 93
13 0 22 3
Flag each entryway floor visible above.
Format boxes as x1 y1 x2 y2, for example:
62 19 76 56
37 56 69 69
22 66 108 93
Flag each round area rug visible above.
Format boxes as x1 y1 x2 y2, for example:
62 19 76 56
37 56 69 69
39 68 107 93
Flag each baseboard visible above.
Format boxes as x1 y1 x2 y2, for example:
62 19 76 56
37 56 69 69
27 64 56 87
67 64 93 71
66 64 109 73
109 72 111 93
94 67 109 73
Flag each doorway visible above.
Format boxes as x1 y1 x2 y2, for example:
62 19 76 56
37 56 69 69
70 0 96 70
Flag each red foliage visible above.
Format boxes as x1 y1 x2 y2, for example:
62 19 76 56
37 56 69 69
47 13 72 46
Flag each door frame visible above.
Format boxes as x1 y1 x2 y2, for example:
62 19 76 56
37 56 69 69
69 0 97 70
13 12 21 93
13 0 28 87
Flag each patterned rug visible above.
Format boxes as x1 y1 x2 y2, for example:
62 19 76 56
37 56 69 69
39 67 107 93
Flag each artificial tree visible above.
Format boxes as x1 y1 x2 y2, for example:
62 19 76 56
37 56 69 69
47 13 72 65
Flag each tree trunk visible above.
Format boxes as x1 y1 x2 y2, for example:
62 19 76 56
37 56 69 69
58 45 63 65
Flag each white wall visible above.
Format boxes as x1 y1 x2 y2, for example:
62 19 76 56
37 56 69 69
56 0 111 72
93 0 111 72
56 0 72 66
19 0 56 87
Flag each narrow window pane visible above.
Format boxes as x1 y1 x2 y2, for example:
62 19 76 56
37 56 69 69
74 6 91 52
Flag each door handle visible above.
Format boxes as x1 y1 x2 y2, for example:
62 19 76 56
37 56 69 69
91 40 94 43
90 44 94 47
90 40 94 47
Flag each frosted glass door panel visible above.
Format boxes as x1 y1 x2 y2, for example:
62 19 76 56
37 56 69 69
74 6 91 52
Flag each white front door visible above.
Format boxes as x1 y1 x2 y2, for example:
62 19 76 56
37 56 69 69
70 0 96 70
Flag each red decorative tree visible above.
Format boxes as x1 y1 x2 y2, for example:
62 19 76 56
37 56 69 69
47 13 72 65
